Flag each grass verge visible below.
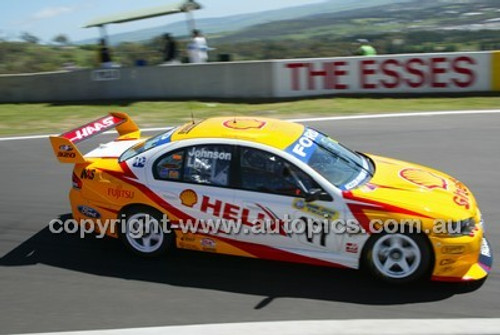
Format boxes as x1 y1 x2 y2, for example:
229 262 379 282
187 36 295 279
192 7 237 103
0 96 499 136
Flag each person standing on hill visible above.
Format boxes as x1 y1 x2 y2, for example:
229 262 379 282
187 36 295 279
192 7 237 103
188 29 208 63
356 39 377 56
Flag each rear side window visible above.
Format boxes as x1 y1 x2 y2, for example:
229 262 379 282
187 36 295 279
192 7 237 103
155 150 184 181
154 145 233 187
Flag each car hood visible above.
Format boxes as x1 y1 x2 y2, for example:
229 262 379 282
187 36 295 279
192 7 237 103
347 154 479 221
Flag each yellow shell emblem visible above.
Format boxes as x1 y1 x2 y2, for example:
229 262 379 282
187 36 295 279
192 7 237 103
399 168 448 190
222 118 267 130
180 189 198 207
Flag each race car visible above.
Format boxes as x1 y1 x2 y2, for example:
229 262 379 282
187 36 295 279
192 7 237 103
49 112 492 284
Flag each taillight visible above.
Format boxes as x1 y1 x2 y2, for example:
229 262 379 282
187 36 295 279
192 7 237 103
72 172 82 190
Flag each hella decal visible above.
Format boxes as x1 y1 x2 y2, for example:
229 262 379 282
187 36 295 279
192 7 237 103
78 206 101 219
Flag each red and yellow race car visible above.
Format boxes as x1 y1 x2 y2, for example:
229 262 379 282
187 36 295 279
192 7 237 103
50 112 492 284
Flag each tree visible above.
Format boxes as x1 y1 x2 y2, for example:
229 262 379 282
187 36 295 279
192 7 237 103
53 34 69 46
20 32 39 44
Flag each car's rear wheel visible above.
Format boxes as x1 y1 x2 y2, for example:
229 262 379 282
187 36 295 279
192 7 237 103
364 232 432 284
119 207 174 257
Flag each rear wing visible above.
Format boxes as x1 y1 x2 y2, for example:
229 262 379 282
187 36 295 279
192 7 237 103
49 112 140 164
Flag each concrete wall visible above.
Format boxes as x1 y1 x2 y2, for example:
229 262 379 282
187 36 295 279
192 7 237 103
0 51 498 103
0 61 275 103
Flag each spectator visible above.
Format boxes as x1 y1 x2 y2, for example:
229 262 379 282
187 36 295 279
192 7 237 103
98 38 113 68
188 29 208 63
356 39 377 56
162 33 179 64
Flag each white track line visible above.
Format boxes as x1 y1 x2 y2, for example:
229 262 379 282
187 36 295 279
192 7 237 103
1 109 499 142
288 109 500 122
19 319 500 335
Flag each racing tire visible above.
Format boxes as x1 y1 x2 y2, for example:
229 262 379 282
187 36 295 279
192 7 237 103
119 206 174 257
363 232 432 284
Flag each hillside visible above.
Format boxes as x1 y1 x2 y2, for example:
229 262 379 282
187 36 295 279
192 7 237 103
78 0 411 45
213 0 500 43
208 0 500 60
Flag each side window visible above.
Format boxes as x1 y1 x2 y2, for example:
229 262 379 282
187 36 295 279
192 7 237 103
154 150 185 181
184 145 233 186
239 147 319 197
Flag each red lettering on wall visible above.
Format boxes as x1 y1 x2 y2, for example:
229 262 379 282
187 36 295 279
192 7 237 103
452 56 476 88
430 57 447 88
307 63 327 90
405 58 426 88
327 61 349 89
381 59 401 89
360 60 377 89
286 63 306 90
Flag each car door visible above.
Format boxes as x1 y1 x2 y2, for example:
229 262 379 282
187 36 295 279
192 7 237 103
147 143 237 241
232 146 348 262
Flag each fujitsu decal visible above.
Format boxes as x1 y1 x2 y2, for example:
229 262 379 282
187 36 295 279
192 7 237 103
62 115 124 143
107 187 135 200
399 168 448 190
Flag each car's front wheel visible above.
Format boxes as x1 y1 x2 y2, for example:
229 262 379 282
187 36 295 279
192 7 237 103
119 207 174 257
364 232 432 284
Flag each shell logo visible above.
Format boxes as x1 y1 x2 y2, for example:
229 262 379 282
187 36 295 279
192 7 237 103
399 168 448 190
179 189 198 207
222 118 267 130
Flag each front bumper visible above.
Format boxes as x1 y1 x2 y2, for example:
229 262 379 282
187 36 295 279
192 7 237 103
432 236 493 282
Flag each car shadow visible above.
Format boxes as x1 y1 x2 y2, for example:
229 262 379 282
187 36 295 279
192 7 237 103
0 214 479 307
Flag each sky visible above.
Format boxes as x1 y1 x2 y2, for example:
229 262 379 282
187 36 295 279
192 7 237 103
0 0 325 43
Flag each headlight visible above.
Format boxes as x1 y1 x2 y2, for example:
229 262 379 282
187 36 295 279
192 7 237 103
447 217 476 236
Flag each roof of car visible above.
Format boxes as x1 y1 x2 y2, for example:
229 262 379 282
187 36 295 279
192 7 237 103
170 117 306 150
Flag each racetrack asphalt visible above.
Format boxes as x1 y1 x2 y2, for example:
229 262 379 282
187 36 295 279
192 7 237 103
0 113 499 334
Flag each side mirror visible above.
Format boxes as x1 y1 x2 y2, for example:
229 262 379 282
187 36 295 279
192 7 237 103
305 188 322 202
305 188 333 202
